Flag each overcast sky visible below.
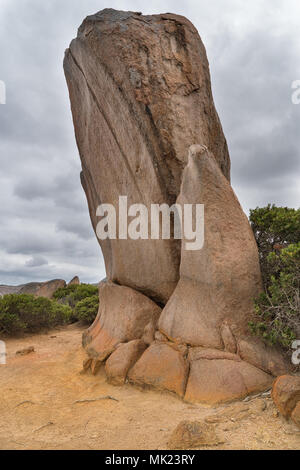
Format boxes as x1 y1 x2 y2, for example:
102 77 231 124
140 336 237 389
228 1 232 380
0 0 299 285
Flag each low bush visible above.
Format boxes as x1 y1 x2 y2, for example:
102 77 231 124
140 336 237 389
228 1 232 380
53 283 98 307
0 294 72 335
250 243 300 348
74 295 99 325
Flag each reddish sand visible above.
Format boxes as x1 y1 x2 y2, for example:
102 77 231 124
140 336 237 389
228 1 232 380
0 324 299 450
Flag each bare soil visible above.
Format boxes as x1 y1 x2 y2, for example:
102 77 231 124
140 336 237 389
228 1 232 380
0 324 299 450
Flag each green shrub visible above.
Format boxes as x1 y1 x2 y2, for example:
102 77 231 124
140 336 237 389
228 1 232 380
0 294 73 335
74 295 99 325
249 204 300 351
53 284 78 299
250 204 300 285
53 284 98 307
0 283 100 336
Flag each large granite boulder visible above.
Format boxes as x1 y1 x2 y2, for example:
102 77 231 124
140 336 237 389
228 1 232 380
272 375 300 420
64 8 230 304
82 281 161 361
64 9 289 404
105 339 147 386
128 342 189 397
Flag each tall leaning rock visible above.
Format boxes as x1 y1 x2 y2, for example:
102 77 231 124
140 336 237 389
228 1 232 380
159 145 262 349
64 8 230 304
64 9 289 404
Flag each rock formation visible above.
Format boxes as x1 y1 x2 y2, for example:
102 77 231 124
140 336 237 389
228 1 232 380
34 279 66 299
0 280 66 299
64 8 230 305
64 9 290 404
68 276 80 286
82 281 161 363
18 279 66 298
272 375 300 429
0 284 23 296
168 420 221 449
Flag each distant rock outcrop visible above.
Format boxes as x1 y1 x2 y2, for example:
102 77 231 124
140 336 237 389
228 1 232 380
68 276 80 286
0 284 25 296
64 9 290 404
34 279 66 299
0 279 66 299
18 282 47 295
20 279 66 299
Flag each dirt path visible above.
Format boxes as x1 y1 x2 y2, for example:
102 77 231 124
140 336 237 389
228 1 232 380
0 324 299 450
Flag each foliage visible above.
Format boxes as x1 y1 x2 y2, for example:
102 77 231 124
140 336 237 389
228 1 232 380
0 283 100 336
0 294 72 335
74 295 99 324
250 204 300 285
249 204 300 351
53 283 98 307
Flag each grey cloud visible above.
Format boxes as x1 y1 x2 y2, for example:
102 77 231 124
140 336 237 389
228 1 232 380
6 234 58 256
14 170 81 202
56 217 95 240
14 178 56 201
206 19 300 211
25 256 48 267
0 0 299 285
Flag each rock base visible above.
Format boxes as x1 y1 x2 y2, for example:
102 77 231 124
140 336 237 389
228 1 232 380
82 303 283 405
272 375 300 428
81 279 290 405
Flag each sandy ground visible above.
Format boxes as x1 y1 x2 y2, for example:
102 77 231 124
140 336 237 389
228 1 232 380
0 324 299 450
